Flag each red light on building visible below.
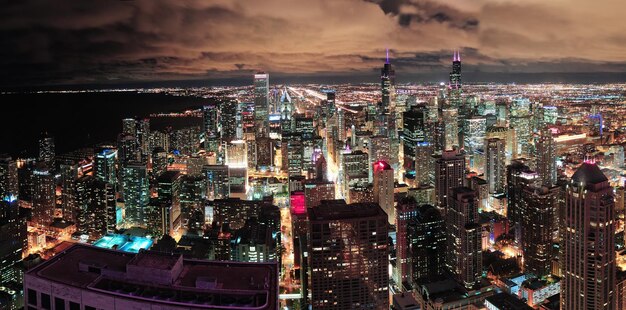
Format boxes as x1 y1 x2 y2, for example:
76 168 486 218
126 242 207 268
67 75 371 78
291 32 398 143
290 191 306 215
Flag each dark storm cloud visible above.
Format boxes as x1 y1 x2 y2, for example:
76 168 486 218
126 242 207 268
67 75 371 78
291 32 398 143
0 0 625 87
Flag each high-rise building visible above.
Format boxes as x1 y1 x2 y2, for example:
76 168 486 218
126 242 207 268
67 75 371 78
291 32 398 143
521 185 559 277
94 147 117 185
38 132 55 166
308 201 389 309
373 160 395 224
156 171 182 236
0 155 18 199
434 150 465 215
447 187 482 289
74 176 115 239
204 165 229 200
414 142 433 187
304 180 335 208
279 87 294 134
506 160 537 225
219 99 239 142
378 53 395 137
485 138 506 195
395 197 418 286
408 204 446 284
442 108 459 151
203 103 220 154
561 163 615 309
402 106 426 172
369 135 391 181
121 162 149 226
254 72 270 139
32 163 55 227
448 51 462 108
535 127 557 186
0 198 27 285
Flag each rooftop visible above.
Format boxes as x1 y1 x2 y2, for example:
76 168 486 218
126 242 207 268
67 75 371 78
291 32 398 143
308 201 386 221
571 162 608 184
27 244 279 309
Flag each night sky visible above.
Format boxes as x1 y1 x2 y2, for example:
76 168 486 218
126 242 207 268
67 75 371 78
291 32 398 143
2 0 626 87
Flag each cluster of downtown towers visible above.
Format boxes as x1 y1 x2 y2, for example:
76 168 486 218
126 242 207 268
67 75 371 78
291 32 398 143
0 52 619 310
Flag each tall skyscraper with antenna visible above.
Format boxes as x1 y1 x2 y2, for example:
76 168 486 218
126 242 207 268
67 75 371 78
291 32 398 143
378 49 395 137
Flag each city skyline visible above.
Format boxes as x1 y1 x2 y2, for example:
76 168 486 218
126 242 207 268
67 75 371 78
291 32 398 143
3 0 626 87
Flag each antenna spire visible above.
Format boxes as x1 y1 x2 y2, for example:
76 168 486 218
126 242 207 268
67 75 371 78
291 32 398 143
386 48 389 64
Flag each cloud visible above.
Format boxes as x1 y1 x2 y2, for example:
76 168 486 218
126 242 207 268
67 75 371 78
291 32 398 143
0 0 625 86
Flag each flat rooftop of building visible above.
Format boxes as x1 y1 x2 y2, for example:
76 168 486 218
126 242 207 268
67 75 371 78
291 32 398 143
308 201 385 221
157 170 181 183
485 292 532 309
27 244 279 309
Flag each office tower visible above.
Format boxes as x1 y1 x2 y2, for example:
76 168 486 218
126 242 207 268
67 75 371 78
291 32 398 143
308 201 389 309
203 103 220 153
402 106 426 172
24 244 279 310
506 160 537 225
254 72 269 139
373 160 395 224
151 147 168 178
521 185 558 277
279 87 294 134
121 162 149 226
314 154 327 181
447 187 482 289
94 147 117 185
408 204 446 284
535 127 557 186
448 51 462 109
225 140 247 168
168 126 202 156
254 137 274 169
414 142 433 187
38 132 55 166
377 54 395 138
204 165 229 200
395 197 418 285
463 116 486 172
74 176 115 239
442 108 459 151
0 198 27 284
561 162 615 309
232 221 278 263
228 167 247 198
304 180 335 208
149 130 169 153
179 175 206 231
434 150 465 214
156 171 182 236
136 118 150 162
122 117 136 135
32 163 55 227
485 138 506 195
117 133 139 165
510 99 533 157
0 155 18 199
342 150 369 197
219 100 239 142
210 198 279 231
284 133 303 176
59 162 78 222
369 135 391 180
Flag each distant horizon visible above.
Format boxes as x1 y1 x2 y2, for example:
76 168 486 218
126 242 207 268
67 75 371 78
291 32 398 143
3 71 626 92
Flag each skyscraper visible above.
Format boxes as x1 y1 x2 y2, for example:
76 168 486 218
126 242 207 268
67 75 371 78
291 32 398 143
32 163 55 227
203 103 220 154
536 127 557 186
446 187 482 289
561 163 615 309
378 51 395 137
94 147 117 185
408 204 447 284
38 132 55 166
521 185 559 277
0 198 27 284
0 154 18 199
434 150 465 214
506 159 536 225
254 72 270 139
485 138 506 195
121 162 149 226
308 201 389 309
448 51 462 108
373 160 395 224
395 197 418 286
442 107 459 151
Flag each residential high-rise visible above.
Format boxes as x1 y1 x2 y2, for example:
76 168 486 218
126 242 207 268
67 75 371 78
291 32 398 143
32 163 55 227
38 132 55 166
94 147 117 185
485 138 506 195
434 150 465 214
395 197 418 286
447 187 482 289
304 179 335 208
506 159 536 225
536 127 557 186
373 160 395 224
308 201 389 309
0 198 27 285
254 72 270 139
0 154 19 199
121 162 149 226
203 103 220 154
219 99 239 142
561 162 616 309
408 204 446 284
204 165 229 200
156 171 182 236
521 185 559 277
414 142 433 187
442 108 459 151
